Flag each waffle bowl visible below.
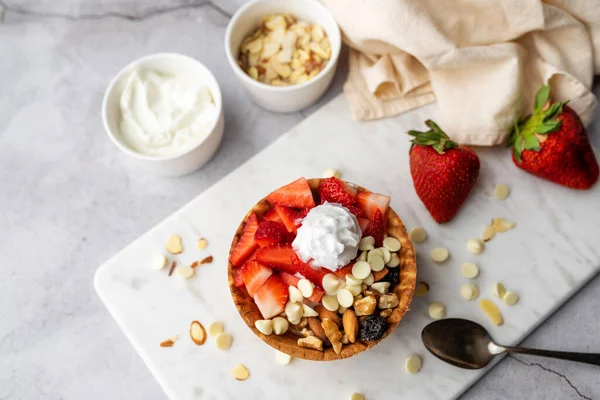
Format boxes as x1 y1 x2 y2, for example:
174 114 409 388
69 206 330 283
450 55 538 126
227 178 417 361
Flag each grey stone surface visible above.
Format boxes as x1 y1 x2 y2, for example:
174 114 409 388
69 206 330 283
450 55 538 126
0 1 598 399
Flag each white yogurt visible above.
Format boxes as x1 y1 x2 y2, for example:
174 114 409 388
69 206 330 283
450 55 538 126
292 202 362 271
118 68 218 157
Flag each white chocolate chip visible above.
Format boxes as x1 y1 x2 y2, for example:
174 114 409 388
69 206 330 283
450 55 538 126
208 322 224 337
350 394 365 400
371 282 390 294
352 261 372 279
176 265 195 279
302 304 319 317
196 238 208 250
503 291 519 306
322 295 339 312
430 248 449 263
275 350 293 365
272 317 289 335
494 184 510 200
414 282 429 297
386 253 400 268
428 302 446 319
383 237 401 252
346 285 362 296
461 262 479 279
285 302 303 321
151 254 168 270
231 364 249 380
460 284 479 301
322 168 340 179
337 288 354 307
346 273 362 286
298 279 314 298
322 273 343 294
367 249 382 262
492 282 506 299
288 285 304 303
358 236 375 251
369 254 385 272
405 355 422 374
466 239 485 255
363 273 374 285
492 218 516 233
481 225 496 242
410 227 428 243
255 319 273 335
357 251 367 262
379 247 391 263
215 332 233 350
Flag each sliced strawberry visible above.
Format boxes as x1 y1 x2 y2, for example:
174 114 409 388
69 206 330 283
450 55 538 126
274 205 304 233
290 253 332 288
358 217 370 233
233 268 245 288
334 262 354 279
253 275 288 319
345 204 365 218
256 245 296 273
357 191 391 220
319 177 357 207
240 260 273 296
247 247 260 262
266 177 316 209
254 219 287 247
263 208 282 224
230 213 259 267
279 271 325 302
364 209 385 247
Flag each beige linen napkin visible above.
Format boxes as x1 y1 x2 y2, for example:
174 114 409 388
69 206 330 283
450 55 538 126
322 0 600 145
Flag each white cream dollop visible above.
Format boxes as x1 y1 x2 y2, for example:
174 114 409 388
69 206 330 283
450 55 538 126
119 68 218 157
292 203 362 271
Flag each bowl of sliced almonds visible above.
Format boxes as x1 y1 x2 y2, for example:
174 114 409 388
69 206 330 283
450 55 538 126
224 0 341 113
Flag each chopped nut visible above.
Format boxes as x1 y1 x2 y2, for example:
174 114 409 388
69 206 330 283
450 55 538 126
176 265 195 279
414 282 429 297
166 235 183 254
378 293 399 309
342 309 359 343
380 309 393 318
307 317 329 344
300 328 314 338
322 318 343 354
482 225 496 242
291 317 308 330
298 335 323 351
196 238 208 250
372 267 389 282
190 321 206 345
354 295 377 316
479 299 503 325
492 218 516 233
314 305 342 327
341 334 349 344
231 364 250 380
189 261 199 269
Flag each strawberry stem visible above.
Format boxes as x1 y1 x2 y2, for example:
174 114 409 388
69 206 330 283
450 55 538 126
407 120 457 155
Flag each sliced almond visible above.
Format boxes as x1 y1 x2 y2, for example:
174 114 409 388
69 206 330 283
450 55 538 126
277 48 293 63
245 38 263 54
481 225 496 242
311 24 325 42
160 335 179 348
190 321 207 345
165 235 183 254
281 30 297 49
200 255 213 265
492 218 516 233
479 299 503 326
414 282 429 297
492 282 506 299
231 364 249 381
494 184 510 200
430 248 449 263
262 43 280 59
248 66 259 80
196 238 208 250
265 15 286 31
461 262 479 279
410 227 428 243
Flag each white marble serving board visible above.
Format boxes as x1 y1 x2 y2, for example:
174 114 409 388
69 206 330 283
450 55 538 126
95 94 600 400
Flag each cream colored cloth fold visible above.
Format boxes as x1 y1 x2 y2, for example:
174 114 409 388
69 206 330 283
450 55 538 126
323 0 600 145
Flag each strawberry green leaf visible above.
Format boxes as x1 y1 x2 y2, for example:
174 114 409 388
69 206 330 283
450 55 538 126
534 84 550 113
514 136 524 162
513 144 522 163
432 143 445 154
524 135 540 151
536 119 561 134
406 120 458 154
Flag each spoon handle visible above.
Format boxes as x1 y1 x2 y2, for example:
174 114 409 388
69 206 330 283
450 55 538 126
505 346 600 366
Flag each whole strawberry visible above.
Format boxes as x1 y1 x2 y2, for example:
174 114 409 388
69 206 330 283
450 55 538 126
407 120 480 223
509 84 599 189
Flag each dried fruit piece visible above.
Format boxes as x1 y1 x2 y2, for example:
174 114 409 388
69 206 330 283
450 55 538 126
430 248 449 263
492 218 516 233
215 332 233 350
359 315 387 341
503 291 519 306
342 309 359 343
166 235 183 254
492 282 506 299
197 238 208 250
428 302 446 319
410 227 428 243
321 318 343 354
466 239 485 255
160 336 179 347
298 335 323 351
460 284 479 301
231 364 249 381
479 299 503 325
414 282 429 297
405 355 422 374
208 322 224 337
481 225 496 242
151 254 168 270
494 184 510 200
190 321 207 345
461 262 479 279
378 293 399 309
275 350 293 365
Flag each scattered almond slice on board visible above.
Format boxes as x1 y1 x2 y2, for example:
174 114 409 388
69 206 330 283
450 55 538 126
231 364 250 381
481 225 495 242
160 335 179 348
492 282 506 299
190 321 206 345
494 184 510 200
479 299 503 326
196 238 208 250
492 218 516 233
166 235 183 254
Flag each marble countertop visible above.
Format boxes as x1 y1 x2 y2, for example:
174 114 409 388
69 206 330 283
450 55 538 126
1 1 599 399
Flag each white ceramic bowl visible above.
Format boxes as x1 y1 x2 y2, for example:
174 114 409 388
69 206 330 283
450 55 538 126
224 0 341 113
102 53 224 177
